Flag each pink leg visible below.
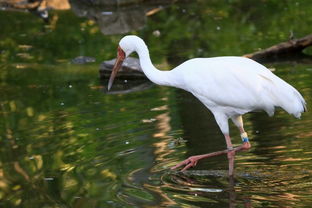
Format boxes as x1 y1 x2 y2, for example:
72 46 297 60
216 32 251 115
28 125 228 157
227 135 251 176
226 134 235 176
171 134 251 173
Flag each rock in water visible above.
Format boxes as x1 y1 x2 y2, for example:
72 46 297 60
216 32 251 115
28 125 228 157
72 56 96 64
99 57 146 79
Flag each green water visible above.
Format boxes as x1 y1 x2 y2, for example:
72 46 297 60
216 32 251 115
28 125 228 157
1 1 312 207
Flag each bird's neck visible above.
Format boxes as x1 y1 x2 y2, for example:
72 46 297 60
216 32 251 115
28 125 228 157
136 45 173 87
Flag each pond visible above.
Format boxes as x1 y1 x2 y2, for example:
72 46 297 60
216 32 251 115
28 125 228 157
0 0 312 207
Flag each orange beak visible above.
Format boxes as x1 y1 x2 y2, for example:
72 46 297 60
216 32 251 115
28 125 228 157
108 46 126 91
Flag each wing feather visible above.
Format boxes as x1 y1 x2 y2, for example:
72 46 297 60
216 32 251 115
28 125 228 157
172 57 306 117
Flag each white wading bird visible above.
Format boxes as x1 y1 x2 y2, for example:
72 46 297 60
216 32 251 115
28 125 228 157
108 35 307 175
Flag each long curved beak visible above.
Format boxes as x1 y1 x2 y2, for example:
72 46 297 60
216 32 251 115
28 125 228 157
108 47 125 91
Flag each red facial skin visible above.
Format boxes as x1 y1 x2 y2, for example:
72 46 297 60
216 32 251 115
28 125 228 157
117 46 126 60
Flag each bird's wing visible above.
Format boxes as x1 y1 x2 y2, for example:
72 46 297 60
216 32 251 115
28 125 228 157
172 57 277 114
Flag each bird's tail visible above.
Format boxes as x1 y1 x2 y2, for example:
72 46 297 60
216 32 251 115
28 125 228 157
259 70 306 118
272 78 307 118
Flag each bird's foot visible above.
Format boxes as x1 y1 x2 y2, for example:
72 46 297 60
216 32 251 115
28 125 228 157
242 141 251 150
171 155 207 171
171 142 251 172
171 149 229 171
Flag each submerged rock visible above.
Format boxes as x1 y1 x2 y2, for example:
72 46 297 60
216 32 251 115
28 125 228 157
104 81 153 94
99 57 151 94
99 57 146 79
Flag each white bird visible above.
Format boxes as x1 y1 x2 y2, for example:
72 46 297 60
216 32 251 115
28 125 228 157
108 35 307 175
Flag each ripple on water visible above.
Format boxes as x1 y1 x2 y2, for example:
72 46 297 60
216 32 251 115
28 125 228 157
151 168 312 207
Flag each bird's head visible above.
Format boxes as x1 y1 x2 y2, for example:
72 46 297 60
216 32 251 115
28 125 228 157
108 35 144 91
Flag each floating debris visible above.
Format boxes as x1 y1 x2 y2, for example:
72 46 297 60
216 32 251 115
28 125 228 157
268 67 276 72
142 118 156 123
118 148 136 156
168 137 188 148
151 105 168 111
190 187 223 193
153 30 161 37
174 137 187 144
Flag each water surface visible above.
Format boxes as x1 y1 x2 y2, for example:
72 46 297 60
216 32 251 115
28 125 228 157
0 1 312 207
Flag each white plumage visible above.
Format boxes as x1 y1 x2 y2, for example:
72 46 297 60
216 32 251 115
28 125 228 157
108 35 307 173
173 57 305 116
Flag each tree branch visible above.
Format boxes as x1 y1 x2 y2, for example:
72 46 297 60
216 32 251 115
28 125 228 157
244 33 312 61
